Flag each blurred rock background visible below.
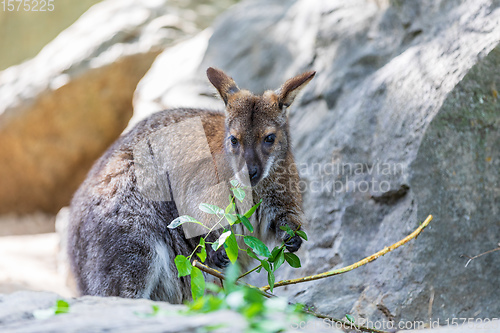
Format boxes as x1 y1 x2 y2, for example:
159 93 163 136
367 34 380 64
0 0 237 296
0 0 499 330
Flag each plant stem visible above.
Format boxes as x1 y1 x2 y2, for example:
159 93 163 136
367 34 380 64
238 242 287 280
188 215 226 259
238 264 262 280
461 246 500 267
260 214 433 291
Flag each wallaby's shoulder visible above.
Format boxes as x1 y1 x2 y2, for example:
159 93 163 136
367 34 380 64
74 108 225 197
120 108 225 154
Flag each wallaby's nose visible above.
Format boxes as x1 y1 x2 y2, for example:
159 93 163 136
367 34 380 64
249 166 260 180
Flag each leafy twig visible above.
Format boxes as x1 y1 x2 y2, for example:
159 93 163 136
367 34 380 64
192 260 225 280
260 215 433 291
192 262 388 332
192 260 276 299
191 260 388 333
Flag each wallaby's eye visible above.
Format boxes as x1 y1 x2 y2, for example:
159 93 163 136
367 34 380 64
264 134 276 144
229 136 238 146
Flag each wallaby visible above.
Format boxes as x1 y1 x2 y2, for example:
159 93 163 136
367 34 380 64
67 67 315 303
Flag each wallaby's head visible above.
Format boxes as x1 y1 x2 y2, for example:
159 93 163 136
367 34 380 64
207 67 315 187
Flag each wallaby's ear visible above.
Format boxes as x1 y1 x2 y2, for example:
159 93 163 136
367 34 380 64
276 71 316 109
207 67 240 105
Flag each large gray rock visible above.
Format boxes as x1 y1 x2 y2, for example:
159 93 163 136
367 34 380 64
133 0 500 326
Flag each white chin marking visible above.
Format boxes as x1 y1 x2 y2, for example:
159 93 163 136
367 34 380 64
235 173 251 187
262 156 275 180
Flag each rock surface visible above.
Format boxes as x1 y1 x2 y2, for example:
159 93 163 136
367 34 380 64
0 291 498 332
134 0 500 325
0 291 342 333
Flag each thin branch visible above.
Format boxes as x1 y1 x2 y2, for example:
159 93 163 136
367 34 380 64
192 260 225 280
238 263 262 280
260 214 433 291
191 260 275 298
460 244 500 267
192 262 389 332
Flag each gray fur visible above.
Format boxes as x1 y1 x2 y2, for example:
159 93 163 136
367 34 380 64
68 109 225 302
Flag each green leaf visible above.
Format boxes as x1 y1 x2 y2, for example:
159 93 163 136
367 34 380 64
244 199 262 219
54 300 70 314
273 249 285 271
190 267 205 300
243 286 265 305
242 287 266 318
242 302 264 319
196 245 207 263
260 260 271 273
246 248 259 260
217 230 232 248
168 215 203 229
267 271 275 293
284 252 301 268
296 230 308 241
345 314 355 323
33 299 70 320
230 179 239 187
224 233 239 264
279 225 295 237
244 236 271 258
174 255 192 277
225 200 235 215
232 188 245 202
199 203 224 215
196 237 207 262
211 240 219 251
269 247 281 262
205 282 222 293
224 262 240 290
134 304 165 318
237 215 254 233
225 213 238 225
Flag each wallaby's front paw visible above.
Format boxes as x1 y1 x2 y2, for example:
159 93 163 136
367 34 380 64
285 235 302 252
277 220 304 252
211 248 230 268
